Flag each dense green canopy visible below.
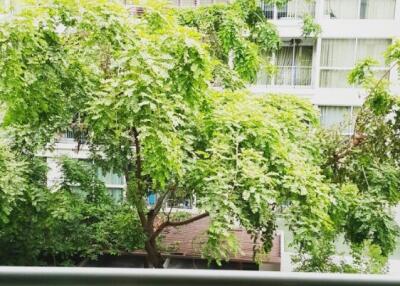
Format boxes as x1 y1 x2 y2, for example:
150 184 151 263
0 0 398 272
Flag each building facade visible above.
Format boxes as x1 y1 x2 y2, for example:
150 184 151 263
252 0 400 133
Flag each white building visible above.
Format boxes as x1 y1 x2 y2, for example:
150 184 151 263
253 0 400 133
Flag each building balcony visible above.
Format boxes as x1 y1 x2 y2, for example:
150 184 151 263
256 66 313 88
261 0 316 21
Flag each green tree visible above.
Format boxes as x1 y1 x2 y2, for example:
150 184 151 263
0 152 144 266
0 0 332 268
303 40 400 273
0 0 397 271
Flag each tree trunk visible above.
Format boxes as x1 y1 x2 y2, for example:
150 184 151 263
144 240 164 268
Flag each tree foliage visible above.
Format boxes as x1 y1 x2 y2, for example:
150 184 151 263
0 0 398 272
300 40 400 273
0 154 144 266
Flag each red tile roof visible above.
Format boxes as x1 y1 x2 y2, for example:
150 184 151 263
160 217 281 264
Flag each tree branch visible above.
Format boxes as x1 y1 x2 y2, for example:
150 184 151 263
126 127 147 227
152 187 173 217
149 212 209 242
168 212 209 227
133 127 143 195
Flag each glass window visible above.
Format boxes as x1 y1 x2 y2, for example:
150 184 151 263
360 0 396 19
179 0 197 7
325 0 396 19
356 39 391 66
198 0 214 5
320 39 391 88
261 2 274 19
262 0 315 20
319 106 359 134
324 0 359 19
257 44 313 86
296 0 316 18
108 188 124 202
97 168 125 186
320 39 356 68
320 70 351 88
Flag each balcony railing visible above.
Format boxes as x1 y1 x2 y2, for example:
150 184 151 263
0 267 400 286
261 0 316 20
256 66 312 87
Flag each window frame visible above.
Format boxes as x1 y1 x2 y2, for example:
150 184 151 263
319 38 391 88
324 0 396 20
261 0 316 20
319 105 360 135
257 40 314 87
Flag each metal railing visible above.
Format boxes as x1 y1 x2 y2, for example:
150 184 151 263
0 267 400 286
256 66 312 87
261 0 316 20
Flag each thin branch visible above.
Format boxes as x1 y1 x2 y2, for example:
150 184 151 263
127 127 147 227
361 165 370 190
354 62 397 134
152 184 176 217
168 212 209 227
132 127 143 195
371 62 397 93
331 63 397 165
150 212 209 242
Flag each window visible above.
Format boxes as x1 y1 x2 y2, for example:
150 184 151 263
319 106 360 135
257 42 313 87
146 193 194 209
59 129 87 143
320 39 391 88
324 0 396 19
261 0 315 20
108 188 124 202
166 196 194 209
97 168 125 186
58 129 75 143
97 168 125 202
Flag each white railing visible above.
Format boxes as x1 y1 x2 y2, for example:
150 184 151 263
257 66 312 87
261 0 315 20
0 267 400 286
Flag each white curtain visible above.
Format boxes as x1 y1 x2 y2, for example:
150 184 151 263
97 168 125 185
294 46 313 85
179 0 197 7
320 70 351 88
198 0 214 6
356 39 391 66
297 0 316 18
276 47 294 85
108 188 124 202
295 46 313 66
286 0 297 18
273 45 313 86
321 39 356 67
324 0 359 19
319 106 353 133
360 0 396 19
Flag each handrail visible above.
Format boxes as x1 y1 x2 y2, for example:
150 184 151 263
0 267 400 286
